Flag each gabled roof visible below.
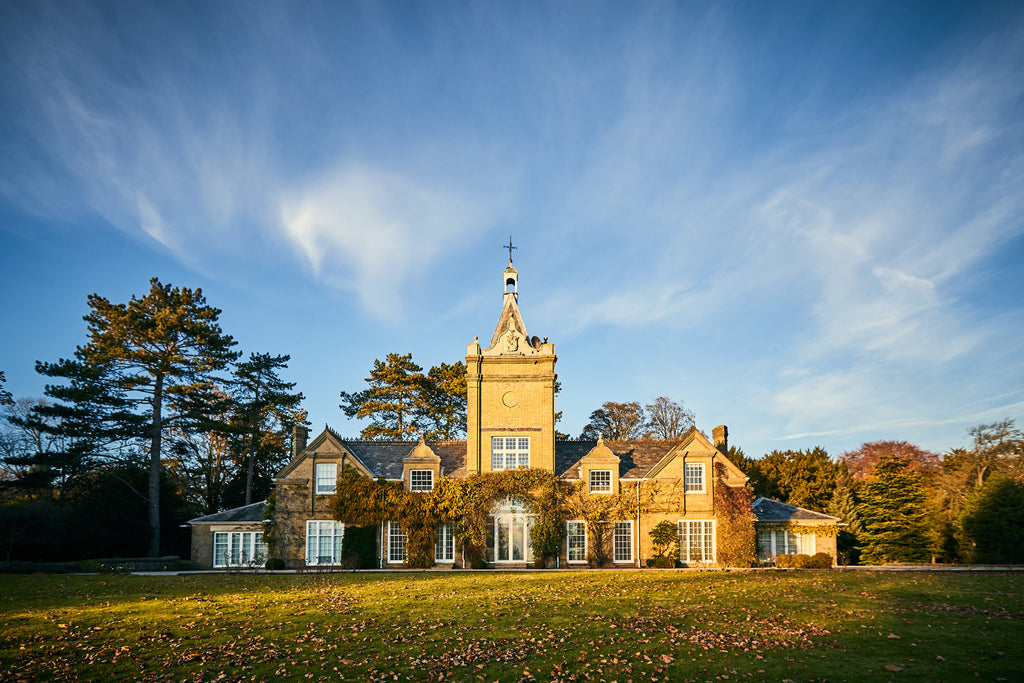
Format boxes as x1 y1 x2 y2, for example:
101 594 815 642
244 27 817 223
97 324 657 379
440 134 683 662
555 439 677 479
752 496 840 523
275 427 376 479
342 439 467 479
188 501 266 524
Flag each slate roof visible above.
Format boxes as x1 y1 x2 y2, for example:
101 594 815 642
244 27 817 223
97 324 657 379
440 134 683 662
751 496 839 523
554 440 677 479
188 501 267 524
304 436 683 481
339 439 469 480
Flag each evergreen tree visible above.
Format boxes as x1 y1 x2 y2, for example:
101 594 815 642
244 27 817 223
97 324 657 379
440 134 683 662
420 361 467 440
0 370 12 406
957 472 1024 564
35 279 238 556
751 447 838 511
340 353 428 439
827 478 861 565
231 353 305 504
856 455 930 564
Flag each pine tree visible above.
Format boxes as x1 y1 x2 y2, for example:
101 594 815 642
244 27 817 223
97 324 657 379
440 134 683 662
957 472 1024 564
420 361 466 440
856 455 930 564
340 353 428 439
231 353 306 504
0 371 13 406
35 279 238 556
827 481 861 565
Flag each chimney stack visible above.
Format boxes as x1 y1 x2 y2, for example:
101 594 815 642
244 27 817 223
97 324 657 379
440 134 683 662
712 425 728 456
293 425 309 459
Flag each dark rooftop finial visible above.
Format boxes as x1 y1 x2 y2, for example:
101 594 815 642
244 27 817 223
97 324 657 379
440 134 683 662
503 235 517 264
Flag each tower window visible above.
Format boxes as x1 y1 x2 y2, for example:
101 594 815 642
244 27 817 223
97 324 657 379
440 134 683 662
491 436 530 470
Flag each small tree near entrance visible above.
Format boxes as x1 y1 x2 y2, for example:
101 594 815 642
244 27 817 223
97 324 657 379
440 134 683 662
649 520 679 568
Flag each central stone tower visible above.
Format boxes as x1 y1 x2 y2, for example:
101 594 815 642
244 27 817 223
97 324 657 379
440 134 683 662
465 260 557 473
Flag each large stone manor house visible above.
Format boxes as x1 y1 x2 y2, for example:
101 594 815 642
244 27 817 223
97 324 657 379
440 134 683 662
189 260 838 569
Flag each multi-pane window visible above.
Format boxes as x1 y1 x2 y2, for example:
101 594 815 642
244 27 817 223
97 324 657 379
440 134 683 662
410 469 433 492
567 521 587 563
305 520 344 565
213 531 268 567
491 436 530 470
613 521 633 563
757 528 813 561
678 520 715 564
315 462 337 495
684 463 705 493
388 522 406 564
589 469 612 493
435 522 455 562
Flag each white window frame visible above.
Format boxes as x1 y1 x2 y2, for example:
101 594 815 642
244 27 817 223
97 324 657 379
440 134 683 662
678 519 716 564
435 522 455 563
491 504 535 563
409 469 434 492
757 527 815 560
588 469 612 494
684 462 705 493
613 521 633 563
213 531 268 568
305 520 344 566
388 521 407 564
566 520 587 564
314 462 337 495
491 436 530 471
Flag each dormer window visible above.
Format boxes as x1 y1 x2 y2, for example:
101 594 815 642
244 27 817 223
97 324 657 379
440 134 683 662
589 469 612 493
410 469 434 492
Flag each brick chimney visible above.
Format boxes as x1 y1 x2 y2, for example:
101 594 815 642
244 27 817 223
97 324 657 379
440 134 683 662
293 424 309 459
712 425 728 456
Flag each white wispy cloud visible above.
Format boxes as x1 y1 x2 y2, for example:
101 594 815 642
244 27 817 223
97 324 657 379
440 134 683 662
279 163 484 314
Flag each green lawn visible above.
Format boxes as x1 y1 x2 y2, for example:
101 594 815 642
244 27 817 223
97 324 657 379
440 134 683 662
1 570 1021 682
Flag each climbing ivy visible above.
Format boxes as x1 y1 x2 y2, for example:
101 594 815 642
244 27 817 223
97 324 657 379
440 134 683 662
330 467 654 567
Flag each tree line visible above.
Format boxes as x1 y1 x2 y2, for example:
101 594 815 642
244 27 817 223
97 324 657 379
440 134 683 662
727 425 1024 565
0 280 305 560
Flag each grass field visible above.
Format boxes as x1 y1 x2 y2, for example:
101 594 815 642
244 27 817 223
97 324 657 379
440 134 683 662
1 570 1021 682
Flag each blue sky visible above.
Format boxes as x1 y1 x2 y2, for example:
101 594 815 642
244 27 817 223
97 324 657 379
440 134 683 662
1 1 1022 459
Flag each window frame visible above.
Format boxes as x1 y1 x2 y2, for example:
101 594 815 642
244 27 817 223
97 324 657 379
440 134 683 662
677 519 716 564
213 531 268 568
305 520 344 566
409 469 434 492
757 527 814 561
435 522 455 563
684 462 705 494
612 520 633 563
314 462 337 495
588 469 613 494
490 436 530 471
388 521 407 564
566 520 587 564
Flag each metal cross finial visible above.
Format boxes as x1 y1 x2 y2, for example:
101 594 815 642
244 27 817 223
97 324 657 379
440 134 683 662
503 235 517 263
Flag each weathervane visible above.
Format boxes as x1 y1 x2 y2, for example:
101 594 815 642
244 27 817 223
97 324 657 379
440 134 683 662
504 235 517 264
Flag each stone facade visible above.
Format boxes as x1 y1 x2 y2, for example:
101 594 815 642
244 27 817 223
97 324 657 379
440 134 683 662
188 259 841 569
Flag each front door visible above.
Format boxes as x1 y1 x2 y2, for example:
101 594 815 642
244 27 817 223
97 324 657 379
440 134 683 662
492 499 534 563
